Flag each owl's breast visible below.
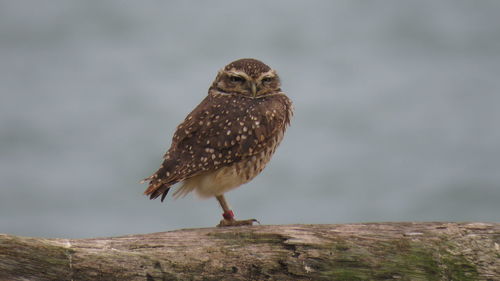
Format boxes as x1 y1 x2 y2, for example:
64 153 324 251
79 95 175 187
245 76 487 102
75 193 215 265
185 130 285 198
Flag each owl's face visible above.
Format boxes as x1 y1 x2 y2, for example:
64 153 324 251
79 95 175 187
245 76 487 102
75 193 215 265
212 58 281 98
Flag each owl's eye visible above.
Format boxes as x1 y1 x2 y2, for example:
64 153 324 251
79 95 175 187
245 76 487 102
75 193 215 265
229 76 244 83
261 77 273 83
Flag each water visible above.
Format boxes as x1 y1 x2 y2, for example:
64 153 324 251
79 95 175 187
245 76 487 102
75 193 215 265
1 1 499 238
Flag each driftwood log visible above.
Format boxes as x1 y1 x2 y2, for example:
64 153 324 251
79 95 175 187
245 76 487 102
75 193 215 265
0 222 499 281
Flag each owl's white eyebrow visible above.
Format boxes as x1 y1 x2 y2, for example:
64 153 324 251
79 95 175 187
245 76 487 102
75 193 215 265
226 70 250 78
257 70 276 80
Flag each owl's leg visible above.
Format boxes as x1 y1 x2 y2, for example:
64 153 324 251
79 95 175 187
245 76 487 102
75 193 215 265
216 195 258 227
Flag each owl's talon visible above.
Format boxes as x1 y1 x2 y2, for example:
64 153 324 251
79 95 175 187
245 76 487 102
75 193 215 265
217 218 258 227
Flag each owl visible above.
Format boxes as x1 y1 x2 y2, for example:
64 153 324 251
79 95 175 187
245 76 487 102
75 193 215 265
142 58 293 226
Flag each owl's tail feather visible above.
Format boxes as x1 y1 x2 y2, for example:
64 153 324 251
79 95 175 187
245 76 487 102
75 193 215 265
142 157 178 202
143 181 171 202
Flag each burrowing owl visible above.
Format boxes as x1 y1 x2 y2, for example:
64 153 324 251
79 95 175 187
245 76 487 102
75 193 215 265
143 58 293 226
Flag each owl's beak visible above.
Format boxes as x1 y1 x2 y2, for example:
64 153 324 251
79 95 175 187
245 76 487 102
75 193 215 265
251 82 257 97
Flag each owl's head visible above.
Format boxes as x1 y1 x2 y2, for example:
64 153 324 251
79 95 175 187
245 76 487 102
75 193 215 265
211 58 281 98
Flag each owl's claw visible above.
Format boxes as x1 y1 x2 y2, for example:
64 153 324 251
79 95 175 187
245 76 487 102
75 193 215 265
217 218 259 227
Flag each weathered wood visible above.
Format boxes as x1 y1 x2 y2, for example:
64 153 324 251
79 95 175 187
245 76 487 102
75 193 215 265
0 222 498 280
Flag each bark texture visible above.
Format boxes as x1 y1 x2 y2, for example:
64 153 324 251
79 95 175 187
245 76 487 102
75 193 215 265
0 222 499 281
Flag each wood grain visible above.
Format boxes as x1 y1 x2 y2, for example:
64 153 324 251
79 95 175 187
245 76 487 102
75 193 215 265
1 222 499 280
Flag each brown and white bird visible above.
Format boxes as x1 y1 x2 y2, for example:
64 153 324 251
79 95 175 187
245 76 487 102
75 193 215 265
142 58 293 226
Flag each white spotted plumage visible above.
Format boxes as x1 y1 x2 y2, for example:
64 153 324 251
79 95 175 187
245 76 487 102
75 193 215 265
143 58 293 214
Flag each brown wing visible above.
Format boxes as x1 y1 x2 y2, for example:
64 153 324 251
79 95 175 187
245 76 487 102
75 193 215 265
144 91 292 201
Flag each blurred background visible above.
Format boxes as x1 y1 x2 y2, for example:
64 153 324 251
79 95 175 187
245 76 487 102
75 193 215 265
1 1 499 238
